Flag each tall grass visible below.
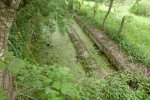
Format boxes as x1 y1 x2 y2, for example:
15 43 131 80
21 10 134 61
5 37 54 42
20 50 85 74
77 3 150 68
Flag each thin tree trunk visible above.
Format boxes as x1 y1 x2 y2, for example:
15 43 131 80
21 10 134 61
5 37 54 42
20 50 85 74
102 0 114 30
0 0 20 99
119 16 126 34
93 2 99 20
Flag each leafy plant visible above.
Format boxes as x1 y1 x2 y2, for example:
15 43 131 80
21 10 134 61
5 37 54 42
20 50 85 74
13 60 150 100
0 52 25 76
1 53 149 100
5 0 150 100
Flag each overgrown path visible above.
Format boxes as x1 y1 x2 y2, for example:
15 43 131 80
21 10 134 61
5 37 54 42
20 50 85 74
67 19 115 77
75 16 147 75
32 23 87 78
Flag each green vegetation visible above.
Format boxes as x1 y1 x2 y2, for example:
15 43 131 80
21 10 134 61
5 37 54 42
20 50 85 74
1 0 150 100
71 19 114 73
77 0 150 67
130 2 150 17
1 55 150 100
9 0 67 61
14 64 150 100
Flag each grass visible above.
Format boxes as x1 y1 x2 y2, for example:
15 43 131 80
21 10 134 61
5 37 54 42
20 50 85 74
76 1 150 68
70 19 115 75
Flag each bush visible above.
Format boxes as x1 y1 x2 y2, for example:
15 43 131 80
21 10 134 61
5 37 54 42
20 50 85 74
1 52 150 100
129 3 150 17
14 61 150 100
15 62 150 100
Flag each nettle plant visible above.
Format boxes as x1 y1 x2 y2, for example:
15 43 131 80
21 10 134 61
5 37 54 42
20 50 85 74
1 52 150 100
16 64 78 100
0 52 79 100
0 52 25 76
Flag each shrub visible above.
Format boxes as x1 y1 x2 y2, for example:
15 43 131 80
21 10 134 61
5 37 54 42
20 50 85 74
129 3 150 17
1 52 150 100
15 62 150 100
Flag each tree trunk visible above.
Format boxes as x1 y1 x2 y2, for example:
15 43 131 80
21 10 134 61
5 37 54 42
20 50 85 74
119 16 126 34
102 0 114 30
93 1 99 20
0 0 20 99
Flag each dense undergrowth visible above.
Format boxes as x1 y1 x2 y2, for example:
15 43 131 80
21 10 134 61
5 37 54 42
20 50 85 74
130 2 150 17
13 63 150 100
9 0 67 62
1 0 150 100
76 3 150 68
1 53 150 100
